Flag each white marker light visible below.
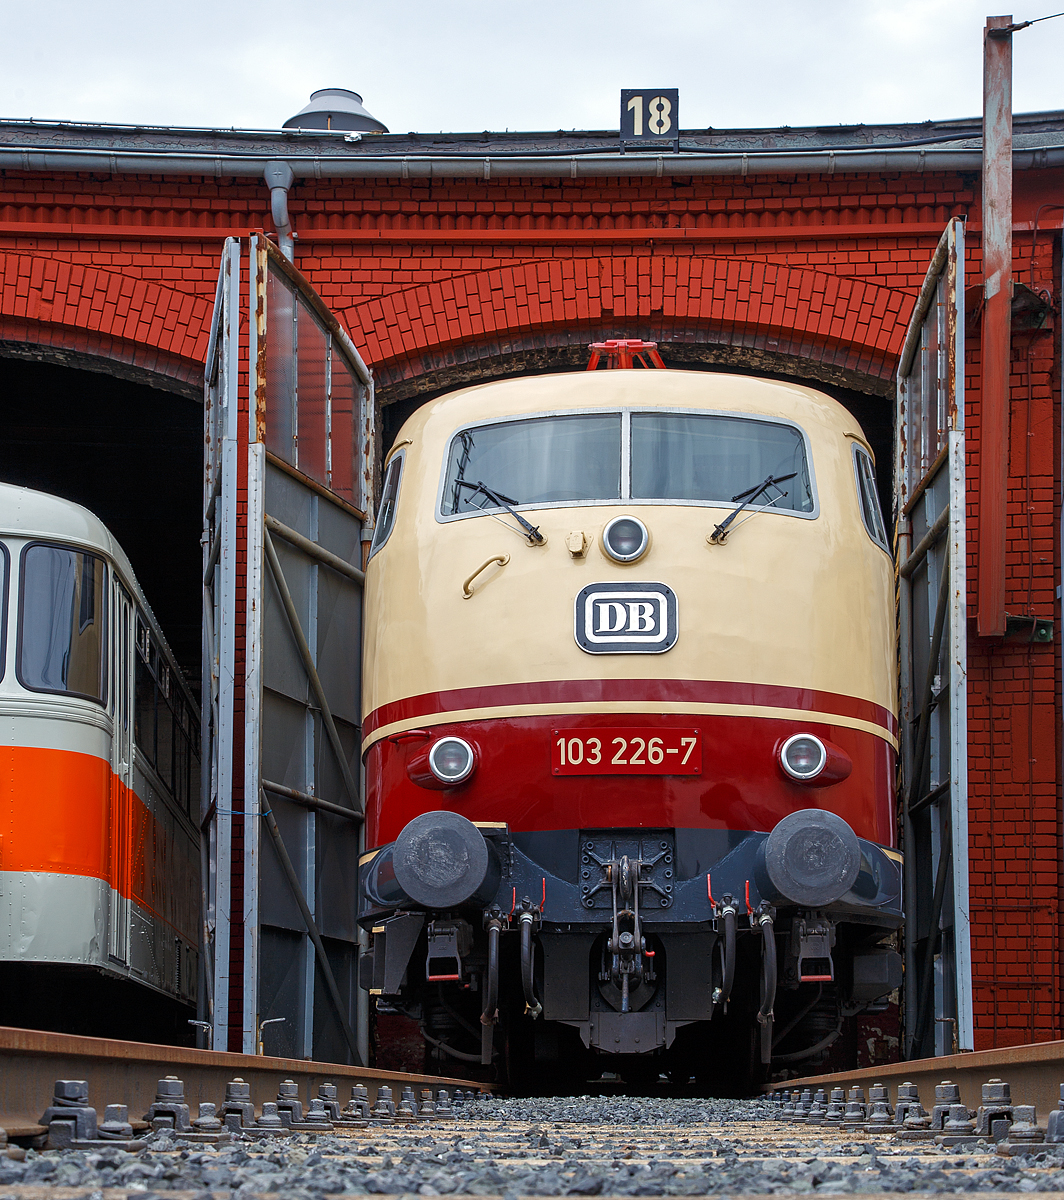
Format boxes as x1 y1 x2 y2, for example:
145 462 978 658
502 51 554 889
779 734 828 781
428 737 477 785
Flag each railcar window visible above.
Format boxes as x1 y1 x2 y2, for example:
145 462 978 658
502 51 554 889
133 611 198 817
442 414 622 515
156 662 174 793
369 452 404 558
135 616 156 764
18 544 107 703
853 446 889 551
174 700 193 818
630 414 814 510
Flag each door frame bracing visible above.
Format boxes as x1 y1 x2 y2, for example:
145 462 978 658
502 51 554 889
895 216 973 1057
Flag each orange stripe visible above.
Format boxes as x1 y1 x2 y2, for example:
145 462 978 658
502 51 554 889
0 745 199 944
0 746 145 904
0 745 113 880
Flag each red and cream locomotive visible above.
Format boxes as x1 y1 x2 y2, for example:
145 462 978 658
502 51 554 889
358 365 900 1089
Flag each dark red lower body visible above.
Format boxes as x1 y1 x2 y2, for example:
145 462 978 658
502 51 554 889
365 711 895 848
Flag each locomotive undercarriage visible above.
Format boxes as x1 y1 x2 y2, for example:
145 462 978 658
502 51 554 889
359 817 902 1091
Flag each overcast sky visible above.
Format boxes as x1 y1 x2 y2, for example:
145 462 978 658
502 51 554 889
4 0 1064 136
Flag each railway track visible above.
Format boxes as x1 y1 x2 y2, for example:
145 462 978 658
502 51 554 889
0 1025 486 1143
8 1031 1064 1196
6 1088 1064 1197
773 1037 1064 1121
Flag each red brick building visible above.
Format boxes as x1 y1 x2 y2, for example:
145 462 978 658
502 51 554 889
0 104 1060 1056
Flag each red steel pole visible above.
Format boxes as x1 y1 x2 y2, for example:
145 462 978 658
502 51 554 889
976 14 1014 637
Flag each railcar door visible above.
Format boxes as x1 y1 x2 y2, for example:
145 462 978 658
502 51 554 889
895 216 973 1057
108 580 135 966
202 236 372 1061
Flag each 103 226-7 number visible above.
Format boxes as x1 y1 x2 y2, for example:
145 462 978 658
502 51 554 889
551 728 702 775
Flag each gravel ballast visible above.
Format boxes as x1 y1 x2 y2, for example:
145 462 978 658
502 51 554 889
6 1095 1064 1197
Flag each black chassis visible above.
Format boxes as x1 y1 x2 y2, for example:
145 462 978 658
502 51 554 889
358 826 902 1057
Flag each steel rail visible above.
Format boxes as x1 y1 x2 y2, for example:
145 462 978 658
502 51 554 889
768 1036 1064 1120
0 1025 486 1140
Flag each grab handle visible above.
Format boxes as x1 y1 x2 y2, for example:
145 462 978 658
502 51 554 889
462 554 510 598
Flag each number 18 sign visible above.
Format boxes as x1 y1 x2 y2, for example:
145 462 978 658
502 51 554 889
620 89 679 144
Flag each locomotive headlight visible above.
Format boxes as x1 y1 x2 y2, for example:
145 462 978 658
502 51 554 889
777 733 852 785
428 736 477 785
779 733 827 781
602 515 649 563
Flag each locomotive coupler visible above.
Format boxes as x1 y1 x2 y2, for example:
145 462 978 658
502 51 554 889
598 851 662 1011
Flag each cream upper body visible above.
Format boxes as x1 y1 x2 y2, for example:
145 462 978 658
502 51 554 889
362 370 895 745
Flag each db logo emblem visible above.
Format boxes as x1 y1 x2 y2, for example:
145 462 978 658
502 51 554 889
575 582 678 655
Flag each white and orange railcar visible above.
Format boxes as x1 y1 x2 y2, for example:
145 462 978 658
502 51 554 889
359 370 902 1089
0 484 199 1024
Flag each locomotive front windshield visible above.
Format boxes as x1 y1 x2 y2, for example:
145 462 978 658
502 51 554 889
443 414 622 514
441 409 813 515
630 413 813 510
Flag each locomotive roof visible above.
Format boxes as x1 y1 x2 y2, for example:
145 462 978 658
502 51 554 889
393 369 867 453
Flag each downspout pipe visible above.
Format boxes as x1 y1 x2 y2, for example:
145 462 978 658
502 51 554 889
263 159 294 260
976 15 1014 636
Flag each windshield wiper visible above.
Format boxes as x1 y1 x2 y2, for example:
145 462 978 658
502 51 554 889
709 472 797 545
454 478 546 545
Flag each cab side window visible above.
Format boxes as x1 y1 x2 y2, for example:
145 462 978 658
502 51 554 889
369 452 404 558
853 446 889 552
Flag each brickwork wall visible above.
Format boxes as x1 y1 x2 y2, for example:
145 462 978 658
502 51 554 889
965 229 1061 1046
0 162 1059 1051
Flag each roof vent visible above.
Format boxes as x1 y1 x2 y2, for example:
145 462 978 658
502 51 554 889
283 88 388 133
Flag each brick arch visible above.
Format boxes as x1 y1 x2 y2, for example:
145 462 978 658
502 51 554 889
0 251 212 398
343 257 916 407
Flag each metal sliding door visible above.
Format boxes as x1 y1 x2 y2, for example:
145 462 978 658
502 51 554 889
203 235 374 1061
201 238 242 1051
247 235 372 1063
895 216 973 1057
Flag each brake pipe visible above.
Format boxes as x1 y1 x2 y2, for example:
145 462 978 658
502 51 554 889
480 916 503 1065
719 895 738 1006
518 910 543 1019
757 904 778 1066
